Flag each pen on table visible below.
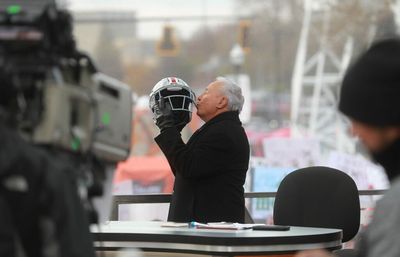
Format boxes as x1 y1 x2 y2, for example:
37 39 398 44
188 221 207 228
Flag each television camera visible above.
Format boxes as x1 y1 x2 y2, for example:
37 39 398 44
0 1 132 221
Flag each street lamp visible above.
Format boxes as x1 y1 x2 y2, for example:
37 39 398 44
229 43 245 83
228 43 251 123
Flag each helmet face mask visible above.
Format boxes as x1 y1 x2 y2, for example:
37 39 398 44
149 77 196 128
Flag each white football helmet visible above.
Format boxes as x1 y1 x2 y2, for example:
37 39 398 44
149 77 196 128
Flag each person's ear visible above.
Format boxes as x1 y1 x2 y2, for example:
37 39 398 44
393 127 400 139
382 126 400 144
216 96 228 109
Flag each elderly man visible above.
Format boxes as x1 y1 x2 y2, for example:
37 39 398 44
153 77 250 223
296 38 400 257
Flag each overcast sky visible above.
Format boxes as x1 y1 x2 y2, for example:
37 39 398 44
66 0 238 39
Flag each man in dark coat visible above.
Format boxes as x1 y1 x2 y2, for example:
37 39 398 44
153 77 250 223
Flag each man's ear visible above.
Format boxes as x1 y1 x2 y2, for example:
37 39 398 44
216 96 228 109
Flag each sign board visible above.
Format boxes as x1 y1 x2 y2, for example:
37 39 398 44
262 137 321 168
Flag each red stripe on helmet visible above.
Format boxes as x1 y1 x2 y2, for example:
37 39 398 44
170 77 177 83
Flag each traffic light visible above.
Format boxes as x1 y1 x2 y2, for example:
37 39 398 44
238 20 251 53
156 25 179 57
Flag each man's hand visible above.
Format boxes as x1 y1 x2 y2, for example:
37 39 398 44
153 97 175 133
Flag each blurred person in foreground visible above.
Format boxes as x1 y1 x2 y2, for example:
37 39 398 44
296 38 400 257
150 77 250 223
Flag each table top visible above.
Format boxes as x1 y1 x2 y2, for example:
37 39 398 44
92 221 342 255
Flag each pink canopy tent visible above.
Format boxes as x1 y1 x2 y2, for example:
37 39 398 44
114 156 174 193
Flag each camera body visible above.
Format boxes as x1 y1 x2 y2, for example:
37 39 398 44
0 2 132 162
0 2 133 255
31 69 132 162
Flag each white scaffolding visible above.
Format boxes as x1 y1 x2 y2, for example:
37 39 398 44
290 0 356 154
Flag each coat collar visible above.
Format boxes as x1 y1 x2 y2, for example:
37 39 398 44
187 111 241 145
203 111 241 127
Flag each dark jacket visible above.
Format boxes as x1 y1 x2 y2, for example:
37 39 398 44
353 139 400 257
155 111 250 223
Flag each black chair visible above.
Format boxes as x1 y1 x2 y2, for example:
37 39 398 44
273 166 360 243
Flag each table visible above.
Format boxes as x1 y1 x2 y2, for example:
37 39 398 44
92 221 342 256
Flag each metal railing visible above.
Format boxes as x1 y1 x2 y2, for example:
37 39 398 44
110 189 387 221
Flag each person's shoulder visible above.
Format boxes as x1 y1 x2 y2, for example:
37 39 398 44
383 178 400 200
374 179 400 215
365 178 400 257
391 177 400 189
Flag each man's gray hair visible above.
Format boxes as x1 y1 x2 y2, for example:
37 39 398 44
216 76 244 113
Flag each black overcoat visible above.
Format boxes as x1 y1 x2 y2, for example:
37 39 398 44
155 111 250 223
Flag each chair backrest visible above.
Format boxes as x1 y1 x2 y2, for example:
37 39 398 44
273 166 360 242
